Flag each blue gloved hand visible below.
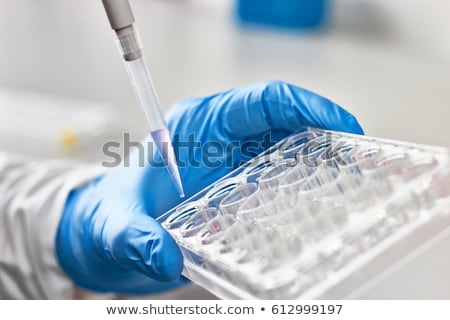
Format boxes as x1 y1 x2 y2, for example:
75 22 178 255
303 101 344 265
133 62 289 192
56 81 363 294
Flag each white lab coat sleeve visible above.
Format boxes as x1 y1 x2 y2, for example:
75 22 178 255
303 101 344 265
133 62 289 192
0 152 108 299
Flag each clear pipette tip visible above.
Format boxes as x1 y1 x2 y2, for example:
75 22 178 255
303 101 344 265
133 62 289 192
113 27 185 197
151 127 185 198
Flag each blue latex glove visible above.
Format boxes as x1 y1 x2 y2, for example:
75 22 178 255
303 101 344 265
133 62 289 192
56 81 363 294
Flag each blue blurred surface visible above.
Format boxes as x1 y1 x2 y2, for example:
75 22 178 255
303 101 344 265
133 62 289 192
237 0 328 28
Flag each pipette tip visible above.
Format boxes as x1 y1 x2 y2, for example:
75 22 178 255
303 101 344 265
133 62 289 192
172 170 185 198
150 127 185 199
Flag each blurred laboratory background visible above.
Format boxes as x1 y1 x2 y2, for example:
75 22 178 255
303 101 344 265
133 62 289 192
0 0 449 299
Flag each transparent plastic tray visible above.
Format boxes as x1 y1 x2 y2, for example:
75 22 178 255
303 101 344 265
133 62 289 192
158 128 450 299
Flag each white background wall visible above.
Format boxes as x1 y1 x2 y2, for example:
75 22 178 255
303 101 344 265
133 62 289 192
0 0 448 148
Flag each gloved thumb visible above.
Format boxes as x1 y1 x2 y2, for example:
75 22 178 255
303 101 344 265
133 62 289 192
100 209 184 282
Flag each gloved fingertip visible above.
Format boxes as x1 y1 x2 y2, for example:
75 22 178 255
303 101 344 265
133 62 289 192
152 231 184 282
325 100 364 135
344 114 365 135
177 276 191 287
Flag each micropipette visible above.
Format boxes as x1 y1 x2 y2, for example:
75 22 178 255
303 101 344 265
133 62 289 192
101 0 184 197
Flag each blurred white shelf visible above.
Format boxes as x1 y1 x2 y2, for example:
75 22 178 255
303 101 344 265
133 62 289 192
0 87 122 160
